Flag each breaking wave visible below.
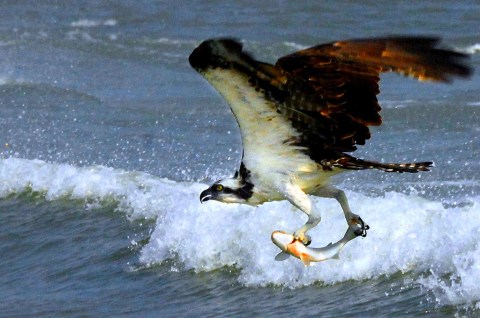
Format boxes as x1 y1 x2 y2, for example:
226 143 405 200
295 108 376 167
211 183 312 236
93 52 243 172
0 157 478 310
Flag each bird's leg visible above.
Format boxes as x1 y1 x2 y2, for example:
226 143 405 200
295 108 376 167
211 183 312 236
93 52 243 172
281 183 321 245
313 185 369 237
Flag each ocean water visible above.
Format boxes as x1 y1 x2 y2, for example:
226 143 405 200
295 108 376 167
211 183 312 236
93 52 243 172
0 1 479 317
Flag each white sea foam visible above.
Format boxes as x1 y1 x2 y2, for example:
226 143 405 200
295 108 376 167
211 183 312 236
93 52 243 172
152 37 198 46
70 19 117 28
456 43 480 55
282 41 308 51
0 157 478 309
380 99 416 109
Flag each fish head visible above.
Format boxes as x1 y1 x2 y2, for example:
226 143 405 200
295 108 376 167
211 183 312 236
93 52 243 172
271 231 295 252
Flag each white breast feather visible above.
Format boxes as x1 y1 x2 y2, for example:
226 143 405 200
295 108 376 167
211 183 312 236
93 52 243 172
203 69 338 199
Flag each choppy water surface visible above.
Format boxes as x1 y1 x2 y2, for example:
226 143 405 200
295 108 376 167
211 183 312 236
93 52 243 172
0 1 479 317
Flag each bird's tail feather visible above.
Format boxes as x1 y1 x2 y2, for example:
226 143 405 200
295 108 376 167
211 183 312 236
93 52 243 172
331 157 433 173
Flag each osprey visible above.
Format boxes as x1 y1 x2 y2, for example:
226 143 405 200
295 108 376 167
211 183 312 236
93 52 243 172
189 37 471 246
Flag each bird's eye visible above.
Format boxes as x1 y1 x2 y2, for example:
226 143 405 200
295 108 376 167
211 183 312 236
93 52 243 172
216 184 224 191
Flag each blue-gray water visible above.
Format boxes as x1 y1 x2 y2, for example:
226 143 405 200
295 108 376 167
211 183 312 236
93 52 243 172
0 1 479 317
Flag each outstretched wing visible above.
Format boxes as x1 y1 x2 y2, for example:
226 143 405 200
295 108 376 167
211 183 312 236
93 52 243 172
189 37 472 167
274 37 472 160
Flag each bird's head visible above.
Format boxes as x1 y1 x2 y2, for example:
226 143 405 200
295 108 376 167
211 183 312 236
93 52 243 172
189 38 255 73
200 177 253 204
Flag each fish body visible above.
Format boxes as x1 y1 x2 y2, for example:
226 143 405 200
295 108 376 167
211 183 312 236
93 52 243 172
271 228 358 266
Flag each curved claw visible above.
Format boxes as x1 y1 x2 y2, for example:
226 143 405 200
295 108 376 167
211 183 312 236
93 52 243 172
293 232 312 246
356 217 369 237
350 215 370 237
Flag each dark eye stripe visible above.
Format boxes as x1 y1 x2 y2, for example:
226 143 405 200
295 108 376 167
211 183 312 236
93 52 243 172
223 187 234 194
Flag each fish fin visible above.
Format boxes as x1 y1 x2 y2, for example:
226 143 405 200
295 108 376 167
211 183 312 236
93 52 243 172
275 252 291 261
331 253 340 260
300 254 311 266
327 242 333 247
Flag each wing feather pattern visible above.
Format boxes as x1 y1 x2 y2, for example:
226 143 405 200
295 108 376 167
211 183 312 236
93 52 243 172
274 37 472 160
189 37 472 166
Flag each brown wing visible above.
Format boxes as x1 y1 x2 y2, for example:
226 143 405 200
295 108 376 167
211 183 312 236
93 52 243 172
274 37 472 159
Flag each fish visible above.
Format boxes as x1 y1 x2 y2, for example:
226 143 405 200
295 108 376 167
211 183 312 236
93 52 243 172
271 227 358 266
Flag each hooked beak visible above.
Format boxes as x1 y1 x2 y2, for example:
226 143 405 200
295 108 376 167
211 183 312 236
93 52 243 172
271 231 292 252
200 188 212 203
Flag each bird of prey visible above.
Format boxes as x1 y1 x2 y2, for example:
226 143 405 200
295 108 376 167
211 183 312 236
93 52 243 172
189 36 471 247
